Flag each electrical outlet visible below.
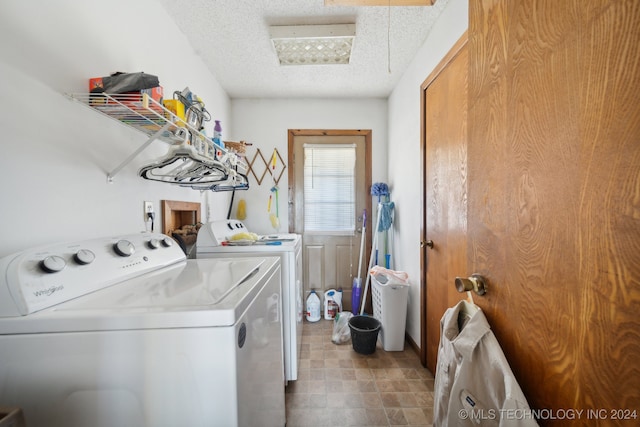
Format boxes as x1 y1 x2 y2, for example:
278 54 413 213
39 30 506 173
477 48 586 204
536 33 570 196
144 201 154 217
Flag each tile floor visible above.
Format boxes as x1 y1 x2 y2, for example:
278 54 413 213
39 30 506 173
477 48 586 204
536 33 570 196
285 319 435 426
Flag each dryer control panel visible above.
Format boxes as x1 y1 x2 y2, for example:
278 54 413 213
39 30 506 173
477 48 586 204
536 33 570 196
0 233 186 316
198 220 249 246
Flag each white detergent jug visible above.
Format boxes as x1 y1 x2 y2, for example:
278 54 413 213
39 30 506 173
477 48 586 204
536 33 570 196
324 289 341 320
306 290 321 322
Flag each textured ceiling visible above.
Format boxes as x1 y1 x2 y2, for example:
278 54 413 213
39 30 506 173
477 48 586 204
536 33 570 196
156 0 449 98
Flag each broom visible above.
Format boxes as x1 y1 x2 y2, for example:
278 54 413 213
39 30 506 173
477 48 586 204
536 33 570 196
358 183 388 315
359 204 382 315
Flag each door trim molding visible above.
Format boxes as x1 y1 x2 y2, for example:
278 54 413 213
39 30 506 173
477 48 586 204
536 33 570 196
419 31 468 367
287 129 372 235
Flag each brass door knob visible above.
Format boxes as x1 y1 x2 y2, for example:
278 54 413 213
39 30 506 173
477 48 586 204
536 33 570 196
424 240 434 249
455 274 487 295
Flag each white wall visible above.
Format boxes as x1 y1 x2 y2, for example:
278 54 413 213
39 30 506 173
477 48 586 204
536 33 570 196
230 98 388 235
0 0 232 256
387 0 468 345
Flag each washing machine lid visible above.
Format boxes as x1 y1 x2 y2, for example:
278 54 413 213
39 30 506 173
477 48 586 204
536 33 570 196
0 256 280 334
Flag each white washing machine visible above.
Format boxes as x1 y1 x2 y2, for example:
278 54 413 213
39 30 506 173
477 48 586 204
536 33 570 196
197 220 302 382
0 232 285 427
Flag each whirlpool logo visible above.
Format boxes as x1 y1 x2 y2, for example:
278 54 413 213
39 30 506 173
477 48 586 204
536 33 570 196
33 285 64 297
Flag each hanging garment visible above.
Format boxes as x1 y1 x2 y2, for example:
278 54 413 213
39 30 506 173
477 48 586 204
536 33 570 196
434 300 538 426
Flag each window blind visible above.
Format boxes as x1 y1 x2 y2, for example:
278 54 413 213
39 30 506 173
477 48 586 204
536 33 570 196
303 144 356 234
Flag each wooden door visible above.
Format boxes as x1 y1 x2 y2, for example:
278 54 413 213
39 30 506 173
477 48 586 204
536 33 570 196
468 0 640 421
288 130 372 312
420 35 468 373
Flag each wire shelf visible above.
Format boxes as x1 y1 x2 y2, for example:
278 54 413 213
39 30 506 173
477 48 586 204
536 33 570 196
66 92 248 190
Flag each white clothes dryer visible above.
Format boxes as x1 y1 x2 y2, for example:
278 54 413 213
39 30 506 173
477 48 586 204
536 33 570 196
197 220 303 382
0 232 284 427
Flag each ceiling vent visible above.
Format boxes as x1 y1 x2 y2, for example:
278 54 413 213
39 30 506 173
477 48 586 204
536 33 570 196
269 24 356 66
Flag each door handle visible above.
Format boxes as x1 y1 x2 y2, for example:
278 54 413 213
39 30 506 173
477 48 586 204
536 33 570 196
422 240 434 249
455 274 487 295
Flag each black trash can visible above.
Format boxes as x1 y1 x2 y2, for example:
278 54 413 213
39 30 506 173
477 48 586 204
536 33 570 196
348 315 382 355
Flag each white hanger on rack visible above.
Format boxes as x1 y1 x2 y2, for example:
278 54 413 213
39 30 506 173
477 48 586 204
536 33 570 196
139 144 232 188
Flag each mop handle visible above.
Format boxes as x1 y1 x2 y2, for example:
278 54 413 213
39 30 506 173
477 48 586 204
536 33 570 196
362 209 367 230
356 210 366 277
360 204 382 315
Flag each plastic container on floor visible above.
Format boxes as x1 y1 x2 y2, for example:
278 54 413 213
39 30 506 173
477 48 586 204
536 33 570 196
324 289 341 320
348 315 381 355
306 290 321 322
371 272 410 351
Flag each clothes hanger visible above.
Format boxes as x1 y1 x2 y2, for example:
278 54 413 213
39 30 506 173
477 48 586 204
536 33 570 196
138 144 229 186
457 291 479 331
461 291 479 315
186 171 250 191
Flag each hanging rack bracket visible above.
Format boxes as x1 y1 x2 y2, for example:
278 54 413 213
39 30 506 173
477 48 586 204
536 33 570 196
107 122 173 183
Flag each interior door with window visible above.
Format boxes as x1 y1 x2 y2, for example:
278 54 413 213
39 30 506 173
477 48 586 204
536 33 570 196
288 130 371 312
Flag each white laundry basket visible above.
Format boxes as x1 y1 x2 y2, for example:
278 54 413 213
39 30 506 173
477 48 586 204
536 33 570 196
371 273 410 351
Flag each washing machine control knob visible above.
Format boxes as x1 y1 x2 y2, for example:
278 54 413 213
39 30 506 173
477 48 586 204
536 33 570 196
114 240 135 257
161 237 174 247
74 249 96 265
40 255 66 273
147 238 161 250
